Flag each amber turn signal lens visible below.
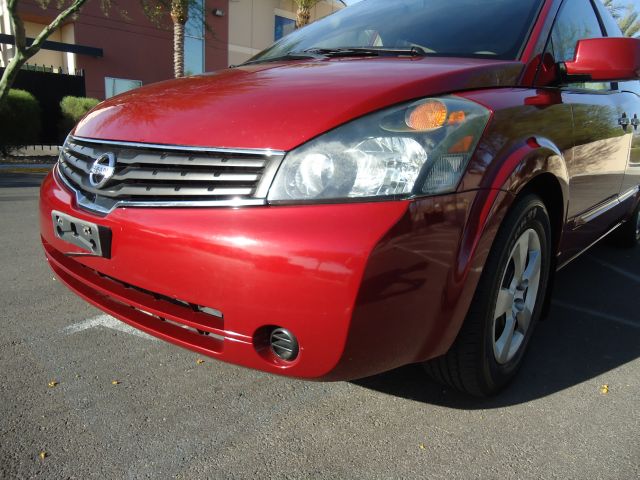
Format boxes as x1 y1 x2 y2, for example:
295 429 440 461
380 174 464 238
406 101 448 131
448 110 466 125
448 135 474 154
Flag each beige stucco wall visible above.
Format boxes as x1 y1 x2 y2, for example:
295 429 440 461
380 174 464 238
228 0 344 66
0 0 13 67
23 21 65 69
60 23 76 73
0 17 76 72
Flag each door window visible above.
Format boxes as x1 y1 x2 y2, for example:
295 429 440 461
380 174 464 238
548 0 609 91
551 0 603 62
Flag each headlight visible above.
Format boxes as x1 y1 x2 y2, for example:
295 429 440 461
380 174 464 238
267 96 490 202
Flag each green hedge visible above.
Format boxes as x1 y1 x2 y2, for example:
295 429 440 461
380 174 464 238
0 89 42 156
60 96 100 136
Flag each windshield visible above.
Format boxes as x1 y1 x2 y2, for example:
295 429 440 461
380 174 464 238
249 0 543 63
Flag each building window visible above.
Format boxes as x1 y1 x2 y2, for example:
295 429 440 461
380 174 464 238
105 77 143 98
275 15 296 41
185 0 205 75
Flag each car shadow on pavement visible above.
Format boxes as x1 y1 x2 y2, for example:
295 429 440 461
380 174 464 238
353 241 640 408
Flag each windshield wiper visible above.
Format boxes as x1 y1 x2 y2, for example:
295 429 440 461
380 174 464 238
240 51 325 66
303 46 428 58
237 46 428 67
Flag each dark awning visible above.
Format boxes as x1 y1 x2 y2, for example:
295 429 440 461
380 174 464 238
0 33 103 57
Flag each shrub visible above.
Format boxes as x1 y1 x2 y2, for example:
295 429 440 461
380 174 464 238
0 89 42 156
59 96 100 136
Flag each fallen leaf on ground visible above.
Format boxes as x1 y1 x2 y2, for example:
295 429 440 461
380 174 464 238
111 380 120 385
419 443 426 450
39 451 47 460
600 384 609 394
47 381 58 388
196 359 205 365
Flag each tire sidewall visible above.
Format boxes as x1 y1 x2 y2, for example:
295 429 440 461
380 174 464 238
619 200 640 247
479 197 552 393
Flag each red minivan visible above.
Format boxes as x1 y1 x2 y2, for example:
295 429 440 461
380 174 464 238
40 0 640 396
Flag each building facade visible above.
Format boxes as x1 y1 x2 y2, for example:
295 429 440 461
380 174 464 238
0 0 343 100
0 0 229 99
228 0 345 66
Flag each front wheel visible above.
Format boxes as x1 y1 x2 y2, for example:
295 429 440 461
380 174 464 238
424 194 552 396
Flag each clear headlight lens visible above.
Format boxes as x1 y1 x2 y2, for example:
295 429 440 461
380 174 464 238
268 96 491 202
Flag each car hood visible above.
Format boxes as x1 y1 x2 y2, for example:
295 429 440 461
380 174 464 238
75 57 523 151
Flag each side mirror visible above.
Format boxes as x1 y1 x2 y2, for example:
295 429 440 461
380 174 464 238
561 37 640 82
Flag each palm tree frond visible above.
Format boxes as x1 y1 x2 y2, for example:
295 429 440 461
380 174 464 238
602 0 624 19
619 7 640 37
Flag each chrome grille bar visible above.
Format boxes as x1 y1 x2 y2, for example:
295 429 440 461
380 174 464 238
111 168 260 183
57 136 286 215
69 143 269 168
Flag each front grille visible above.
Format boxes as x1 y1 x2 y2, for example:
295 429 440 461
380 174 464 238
57 136 285 214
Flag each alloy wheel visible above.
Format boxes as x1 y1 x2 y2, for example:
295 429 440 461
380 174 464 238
492 228 542 365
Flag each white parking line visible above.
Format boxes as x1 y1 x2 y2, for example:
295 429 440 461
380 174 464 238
552 301 639 329
590 257 640 284
64 314 156 340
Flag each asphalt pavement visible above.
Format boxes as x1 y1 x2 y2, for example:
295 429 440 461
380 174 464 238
1 171 638 479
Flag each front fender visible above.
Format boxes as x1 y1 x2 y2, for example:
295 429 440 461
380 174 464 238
434 138 570 360
314 137 571 378
502 137 569 207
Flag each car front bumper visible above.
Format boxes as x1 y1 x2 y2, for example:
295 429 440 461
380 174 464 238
40 168 488 380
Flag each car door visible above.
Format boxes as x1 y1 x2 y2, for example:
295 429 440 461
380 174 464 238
593 0 640 205
618 81 640 197
546 0 631 259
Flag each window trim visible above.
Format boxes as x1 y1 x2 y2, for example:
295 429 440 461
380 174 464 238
274 12 297 42
589 0 611 37
104 77 143 99
184 0 205 75
274 8 296 21
516 0 549 61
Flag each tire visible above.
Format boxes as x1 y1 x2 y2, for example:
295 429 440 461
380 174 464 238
424 194 552 397
612 200 640 249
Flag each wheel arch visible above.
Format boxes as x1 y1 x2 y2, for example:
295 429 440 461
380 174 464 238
461 136 569 274
513 171 566 255
467 138 570 323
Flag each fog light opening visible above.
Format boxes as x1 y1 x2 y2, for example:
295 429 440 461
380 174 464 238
269 328 299 361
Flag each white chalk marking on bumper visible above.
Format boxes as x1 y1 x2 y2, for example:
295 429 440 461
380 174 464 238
64 314 157 340
552 301 639 329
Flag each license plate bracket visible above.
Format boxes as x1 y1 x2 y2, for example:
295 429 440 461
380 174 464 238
51 210 112 258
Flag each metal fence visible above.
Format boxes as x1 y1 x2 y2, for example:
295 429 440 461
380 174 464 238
21 63 84 77
1 66 86 145
8 144 61 158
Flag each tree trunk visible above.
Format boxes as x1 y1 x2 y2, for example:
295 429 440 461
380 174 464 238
173 21 185 78
296 6 311 28
0 0 87 107
171 0 189 78
0 51 26 106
